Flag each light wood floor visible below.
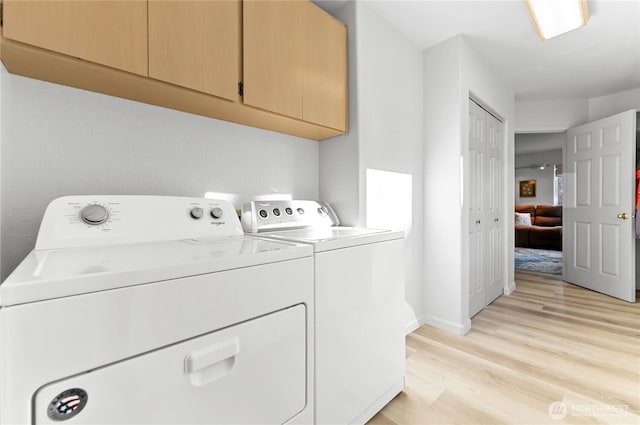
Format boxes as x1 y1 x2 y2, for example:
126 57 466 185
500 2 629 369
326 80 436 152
369 271 640 425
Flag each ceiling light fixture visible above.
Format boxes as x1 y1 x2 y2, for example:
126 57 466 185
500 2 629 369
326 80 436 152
515 163 549 170
525 0 590 40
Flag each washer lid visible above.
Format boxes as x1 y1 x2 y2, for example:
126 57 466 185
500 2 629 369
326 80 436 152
259 227 404 252
0 236 312 307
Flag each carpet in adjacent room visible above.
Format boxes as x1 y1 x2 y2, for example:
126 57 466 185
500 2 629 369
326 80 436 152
514 247 562 275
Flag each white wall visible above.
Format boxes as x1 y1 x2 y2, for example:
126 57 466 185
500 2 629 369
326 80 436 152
515 87 640 134
515 149 562 206
353 2 424 334
423 35 515 334
423 37 465 334
515 99 588 133
320 0 425 333
319 1 360 227
588 88 640 122
1 65 319 279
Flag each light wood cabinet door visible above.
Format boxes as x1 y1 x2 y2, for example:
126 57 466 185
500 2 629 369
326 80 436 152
243 0 347 131
2 0 148 76
148 0 241 101
243 0 304 120
302 4 347 131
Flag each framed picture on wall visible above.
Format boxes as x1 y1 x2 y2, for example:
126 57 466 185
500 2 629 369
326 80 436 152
519 180 536 197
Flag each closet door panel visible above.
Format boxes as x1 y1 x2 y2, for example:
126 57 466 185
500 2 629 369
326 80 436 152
486 113 504 304
469 100 505 317
469 100 487 317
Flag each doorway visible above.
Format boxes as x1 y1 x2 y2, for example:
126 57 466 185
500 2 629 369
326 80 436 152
514 132 564 275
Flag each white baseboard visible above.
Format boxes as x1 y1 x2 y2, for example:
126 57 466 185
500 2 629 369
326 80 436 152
419 314 471 335
504 280 516 295
404 318 421 335
351 378 404 425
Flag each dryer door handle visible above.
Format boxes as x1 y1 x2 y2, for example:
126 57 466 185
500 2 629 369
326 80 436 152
184 338 240 386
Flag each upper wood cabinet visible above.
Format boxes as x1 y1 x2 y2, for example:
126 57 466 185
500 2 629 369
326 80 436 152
244 0 348 132
148 0 241 101
243 0 304 120
0 0 348 140
302 3 348 131
2 0 148 76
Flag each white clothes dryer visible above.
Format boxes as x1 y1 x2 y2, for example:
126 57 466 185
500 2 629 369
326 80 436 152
242 200 405 425
0 195 314 425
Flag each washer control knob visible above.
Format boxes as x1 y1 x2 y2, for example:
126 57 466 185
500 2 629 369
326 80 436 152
259 209 268 218
210 207 224 219
190 207 204 219
80 204 109 225
317 206 328 216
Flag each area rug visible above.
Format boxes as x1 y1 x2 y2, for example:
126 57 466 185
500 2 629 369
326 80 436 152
514 247 562 275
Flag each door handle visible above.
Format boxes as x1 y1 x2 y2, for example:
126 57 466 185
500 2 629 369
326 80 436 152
617 213 629 220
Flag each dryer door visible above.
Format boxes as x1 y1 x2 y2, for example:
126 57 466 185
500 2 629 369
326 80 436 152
33 304 306 424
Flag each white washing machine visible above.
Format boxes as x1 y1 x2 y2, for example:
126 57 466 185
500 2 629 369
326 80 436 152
242 200 405 425
0 195 314 425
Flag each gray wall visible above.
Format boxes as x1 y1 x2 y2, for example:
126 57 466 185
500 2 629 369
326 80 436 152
1 66 319 279
515 149 562 206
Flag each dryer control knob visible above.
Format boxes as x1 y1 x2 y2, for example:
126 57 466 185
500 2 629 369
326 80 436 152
80 204 109 225
190 207 204 219
210 207 224 219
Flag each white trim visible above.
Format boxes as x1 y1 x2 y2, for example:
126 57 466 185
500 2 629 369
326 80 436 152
504 281 516 296
420 314 471 336
404 318 421 335
352 379 404 425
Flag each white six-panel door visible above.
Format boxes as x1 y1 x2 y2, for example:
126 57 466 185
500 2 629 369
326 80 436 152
469 100 486 317
564 109 636 302
469 99 504 318
486 112 504 305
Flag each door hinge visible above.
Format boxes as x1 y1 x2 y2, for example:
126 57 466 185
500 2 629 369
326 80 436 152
238 81 244 97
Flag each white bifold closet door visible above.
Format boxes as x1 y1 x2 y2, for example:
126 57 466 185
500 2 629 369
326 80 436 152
469 99 504 318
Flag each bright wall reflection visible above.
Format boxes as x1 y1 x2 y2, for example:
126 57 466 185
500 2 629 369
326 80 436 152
365 169 412 234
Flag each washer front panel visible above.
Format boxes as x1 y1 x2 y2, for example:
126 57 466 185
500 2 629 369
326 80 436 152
0 257 314 424
34 305 306 425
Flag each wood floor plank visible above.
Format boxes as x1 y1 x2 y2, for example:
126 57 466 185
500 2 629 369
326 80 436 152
368 271 640 424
